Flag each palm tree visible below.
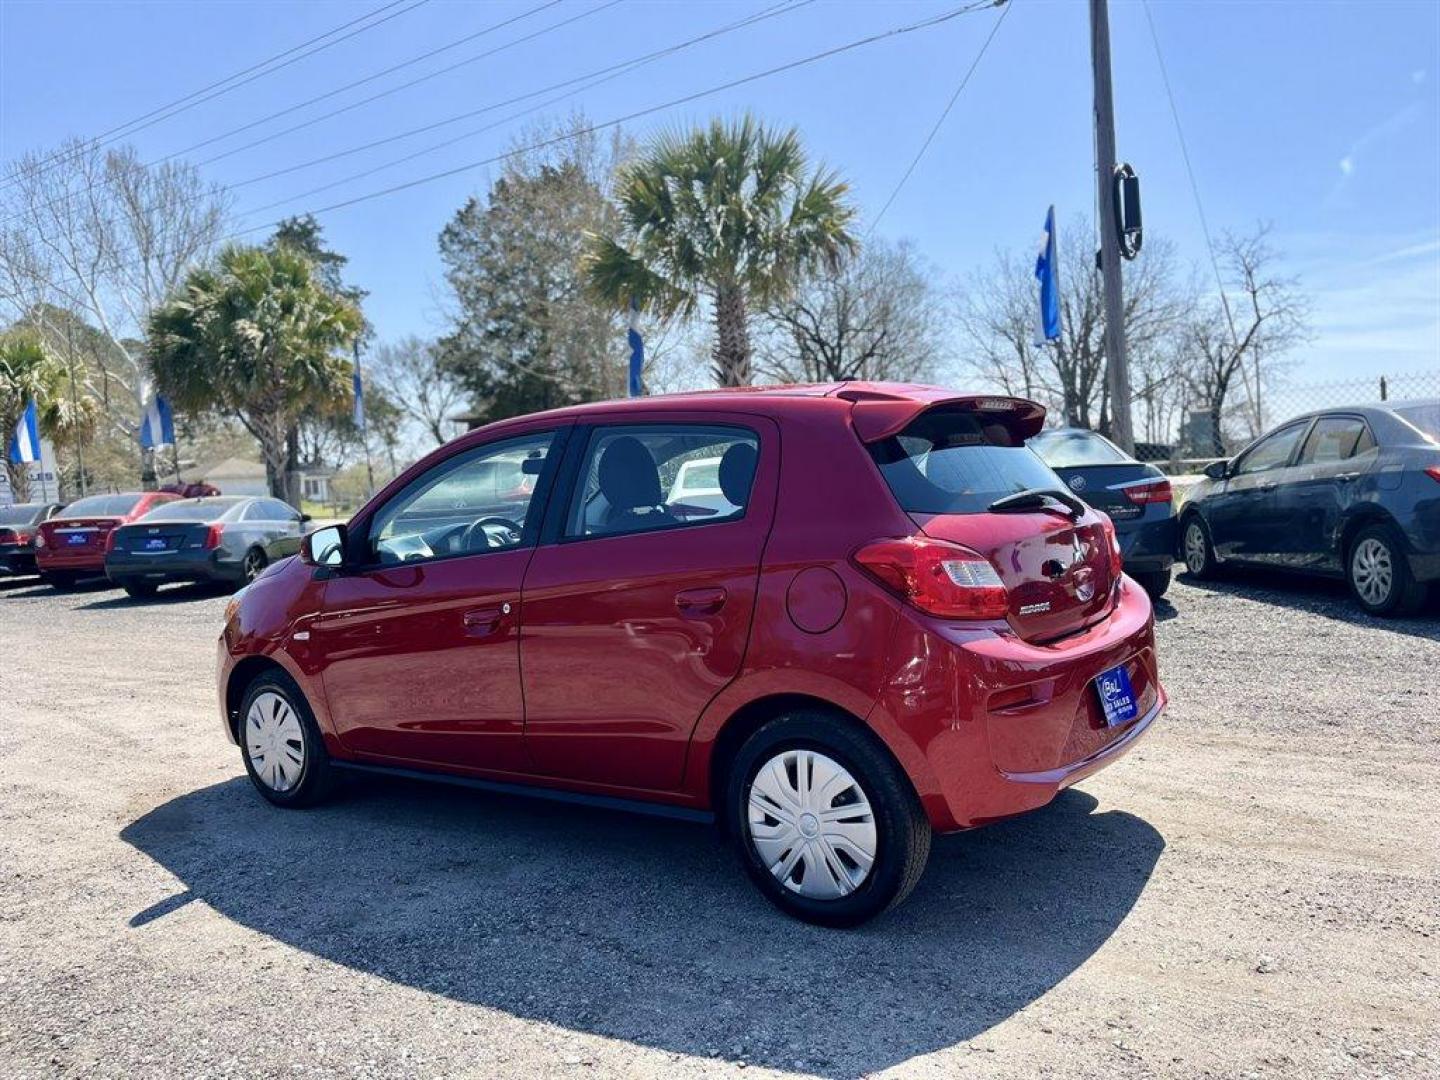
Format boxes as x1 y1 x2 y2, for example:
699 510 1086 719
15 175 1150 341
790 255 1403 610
147 245 363 504
0 330 85 501
585 115 857 388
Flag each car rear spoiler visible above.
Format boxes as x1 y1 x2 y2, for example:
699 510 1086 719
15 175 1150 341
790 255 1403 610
837 386 1047 443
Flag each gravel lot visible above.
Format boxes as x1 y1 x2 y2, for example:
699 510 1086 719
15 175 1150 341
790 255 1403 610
1 569 1436 1079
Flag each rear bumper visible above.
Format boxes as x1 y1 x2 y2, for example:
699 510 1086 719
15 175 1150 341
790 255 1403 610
35 549 107 573
106 548 243 584
1117 515 1175 572
0 545 36 574
870 576 1163 832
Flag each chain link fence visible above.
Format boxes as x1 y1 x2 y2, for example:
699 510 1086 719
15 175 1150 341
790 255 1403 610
1130 370 1440 467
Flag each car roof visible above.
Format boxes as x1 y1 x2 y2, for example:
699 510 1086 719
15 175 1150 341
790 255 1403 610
468 381 1047 442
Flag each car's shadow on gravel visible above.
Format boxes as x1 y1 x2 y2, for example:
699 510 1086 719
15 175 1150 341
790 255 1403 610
78 583 227 610
122 775 1162 1076
1178 570 1440 639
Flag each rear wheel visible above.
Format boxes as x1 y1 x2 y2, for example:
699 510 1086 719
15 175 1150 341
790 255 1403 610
238 670 336 808
724 713 931 927
242 546 268 583
1134 569 1171 600
1347 524 1426 616
1181 515 1218 580
121 580 159 599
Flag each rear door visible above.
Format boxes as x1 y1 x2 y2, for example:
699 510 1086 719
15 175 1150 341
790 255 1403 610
519 416 777 790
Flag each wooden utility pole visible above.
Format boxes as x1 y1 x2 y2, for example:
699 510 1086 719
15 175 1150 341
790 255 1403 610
1090 0 1135 453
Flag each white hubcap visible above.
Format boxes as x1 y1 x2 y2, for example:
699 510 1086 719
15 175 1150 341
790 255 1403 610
1351 538 1393 606
1184 522 1207 573
246 691 306 793
746 749 878 900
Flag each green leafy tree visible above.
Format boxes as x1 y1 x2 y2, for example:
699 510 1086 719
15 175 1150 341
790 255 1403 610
146 245 363 504
0 330 98 501
585 115 858 387
438 123 629 424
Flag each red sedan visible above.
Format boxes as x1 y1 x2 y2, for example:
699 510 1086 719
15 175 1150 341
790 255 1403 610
35 491 180 589
218 383 1165 925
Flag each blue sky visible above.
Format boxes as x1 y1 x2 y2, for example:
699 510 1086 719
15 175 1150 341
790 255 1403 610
2 0 1437 385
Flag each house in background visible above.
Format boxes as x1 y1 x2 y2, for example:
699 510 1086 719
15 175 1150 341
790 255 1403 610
297 463 336 505
197 457 268 497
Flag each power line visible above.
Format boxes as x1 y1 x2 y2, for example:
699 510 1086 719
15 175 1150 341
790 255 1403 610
868 0 1011 233
34 0 998 297
231 0 813 212
1141 0 1241 350
0 0 428 189
0 0 583 225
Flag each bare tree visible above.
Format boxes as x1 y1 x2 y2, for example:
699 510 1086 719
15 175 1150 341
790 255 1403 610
369 336 466 446
0 139 230 482
757 239 945 384
1178 226 1308 453
955 216 1185 431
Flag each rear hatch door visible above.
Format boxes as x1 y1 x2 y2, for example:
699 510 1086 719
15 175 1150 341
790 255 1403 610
862 400 1118 643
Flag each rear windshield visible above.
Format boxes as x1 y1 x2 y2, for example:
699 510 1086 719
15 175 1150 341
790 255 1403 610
1394 403 1439 441
59 494 142 516
868 409 1063 515
0 504 42 526
138 499 242 522
1029 428 1131 467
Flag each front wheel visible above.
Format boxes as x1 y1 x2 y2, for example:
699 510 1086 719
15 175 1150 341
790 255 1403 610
238 670 336 808
1347 524 1426 616
1181 515 1218 580
724 713 931 927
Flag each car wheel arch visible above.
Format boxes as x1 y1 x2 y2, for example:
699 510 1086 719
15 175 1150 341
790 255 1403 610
1338 506 1405 565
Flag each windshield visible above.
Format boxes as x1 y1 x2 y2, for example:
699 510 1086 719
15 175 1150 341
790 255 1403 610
59 494 143 517
0 504 42 526
1029 428 1132 467
1394 403 1440 442
868 409 1064 515
138 498 243 522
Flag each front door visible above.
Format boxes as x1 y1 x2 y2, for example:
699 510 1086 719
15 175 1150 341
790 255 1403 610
316 428 564 773
1208 420 1311 563
520 417 778 791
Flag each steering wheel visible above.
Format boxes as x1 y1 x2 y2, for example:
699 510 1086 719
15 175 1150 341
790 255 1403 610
459 516 524 552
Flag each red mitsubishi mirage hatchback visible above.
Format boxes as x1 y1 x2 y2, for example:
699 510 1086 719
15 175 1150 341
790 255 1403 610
219 384 1164 925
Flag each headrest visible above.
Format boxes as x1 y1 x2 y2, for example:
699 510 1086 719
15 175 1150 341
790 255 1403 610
718 442 758 507
598 436 662 511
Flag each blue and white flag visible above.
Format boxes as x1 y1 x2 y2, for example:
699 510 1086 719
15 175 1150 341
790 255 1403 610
352 346 366 431
1034 205 1062 346
627 298 645 398
139 393 175 450
8 399 40 464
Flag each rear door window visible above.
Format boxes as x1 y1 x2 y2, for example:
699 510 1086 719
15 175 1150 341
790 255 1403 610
565 425 759 539
1297 416 1373 464
867 409 1062 514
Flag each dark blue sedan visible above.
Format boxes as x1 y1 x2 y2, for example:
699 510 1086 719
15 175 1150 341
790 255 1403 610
1178 400 1440 615
1028 427 1177 600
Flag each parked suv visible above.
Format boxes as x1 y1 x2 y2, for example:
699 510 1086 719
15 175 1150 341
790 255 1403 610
219 384 1165 925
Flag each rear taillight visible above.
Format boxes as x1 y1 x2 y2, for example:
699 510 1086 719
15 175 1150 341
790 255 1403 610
1426 465 1440 484
853 536 1009 619
1122 478 1172 505
203 524 224 549
14 530 33 545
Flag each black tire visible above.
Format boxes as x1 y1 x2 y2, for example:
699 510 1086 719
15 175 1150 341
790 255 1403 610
121 579 159 599
242 546 268 583
1346 523 1426 616
1134 569 1171 600
43 571 79 592
1180 514 1219 580
723 712 931 927
237 669 337 808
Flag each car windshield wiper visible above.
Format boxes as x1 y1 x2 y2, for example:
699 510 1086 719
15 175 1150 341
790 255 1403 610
988 488 1086 520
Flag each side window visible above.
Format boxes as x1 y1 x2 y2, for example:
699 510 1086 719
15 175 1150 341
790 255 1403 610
370 431 555 564
1298 417 1372 465
1235 423 1308 476
565 424 759 539
241 502 268 522
266 499 300 521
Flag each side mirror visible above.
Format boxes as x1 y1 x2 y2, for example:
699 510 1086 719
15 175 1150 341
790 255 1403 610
1203 459 1230 480
301 523 347 568
298 513 313 524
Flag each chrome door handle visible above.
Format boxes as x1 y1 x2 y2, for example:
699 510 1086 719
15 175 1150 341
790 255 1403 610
463 604 510 636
